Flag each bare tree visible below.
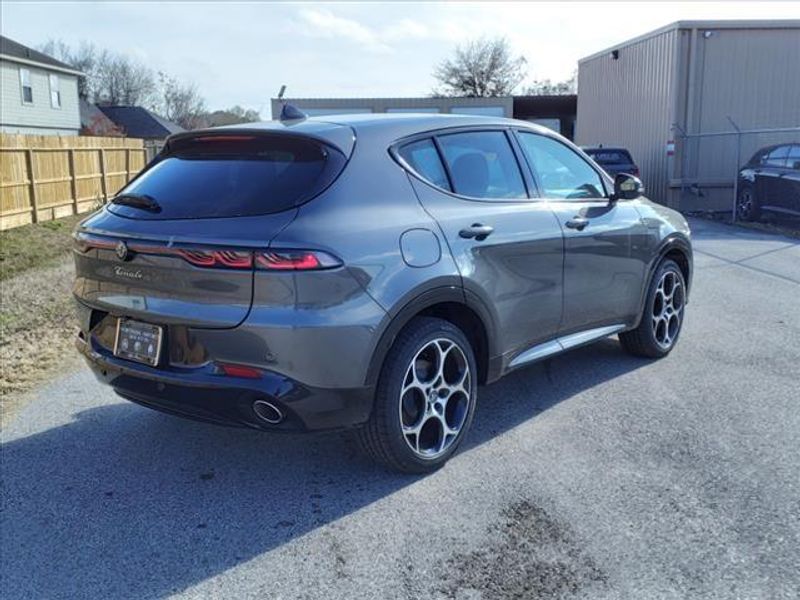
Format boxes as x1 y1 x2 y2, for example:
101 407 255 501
40 39 209 129
433 37 527 97
200 105 261 128
40 39 158 106
158 73 207 129
96 52 157 106
39 40 98 99
524 72 577 96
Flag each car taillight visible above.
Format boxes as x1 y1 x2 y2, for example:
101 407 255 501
177 249 253 269
216 362 262 379
256 250 342 271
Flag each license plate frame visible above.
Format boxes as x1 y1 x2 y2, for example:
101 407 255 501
113 318 163 366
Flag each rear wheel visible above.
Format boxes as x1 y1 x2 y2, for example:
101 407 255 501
358 317 477 473
619 259 686 358
736 183 760 221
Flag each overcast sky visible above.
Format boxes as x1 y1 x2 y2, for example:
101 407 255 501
2 1 799 112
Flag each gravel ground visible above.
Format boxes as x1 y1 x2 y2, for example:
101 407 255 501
2 218 799 599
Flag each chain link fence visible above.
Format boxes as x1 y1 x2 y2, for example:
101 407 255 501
672 120 800 221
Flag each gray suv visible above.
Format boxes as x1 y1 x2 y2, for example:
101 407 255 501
73 113 692 473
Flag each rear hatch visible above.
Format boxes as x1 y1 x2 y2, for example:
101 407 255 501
586 149 637 176
73 128 349 329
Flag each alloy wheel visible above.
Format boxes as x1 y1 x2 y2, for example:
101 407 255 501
737 188 754 219
398 338 472 459
651 270 685 350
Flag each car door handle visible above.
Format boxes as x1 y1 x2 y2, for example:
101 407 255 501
459 223 494 241
565 216 589 231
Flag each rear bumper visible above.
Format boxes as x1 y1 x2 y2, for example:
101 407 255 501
77 335 374 432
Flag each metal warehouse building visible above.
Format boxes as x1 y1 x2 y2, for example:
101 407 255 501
271 95 578 139
576 20 800 212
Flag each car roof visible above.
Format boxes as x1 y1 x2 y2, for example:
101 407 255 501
168 113 562 158
209 113 554 148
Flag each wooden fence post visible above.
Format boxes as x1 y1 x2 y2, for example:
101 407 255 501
25 149 39 223
68 149 79 214
99 149 108 201
126 148 132 183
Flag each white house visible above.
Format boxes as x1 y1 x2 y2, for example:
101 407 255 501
0 35 82 135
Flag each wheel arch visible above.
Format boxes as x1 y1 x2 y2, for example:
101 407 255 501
633 235 693 329
365 286 498 388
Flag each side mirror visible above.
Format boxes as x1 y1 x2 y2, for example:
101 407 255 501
612 173 643 202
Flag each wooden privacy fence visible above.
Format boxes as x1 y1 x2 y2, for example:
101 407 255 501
0 134 148 230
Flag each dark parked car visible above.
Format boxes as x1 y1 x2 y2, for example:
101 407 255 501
73 113 692 473
582 146 640 178
736 143 800 221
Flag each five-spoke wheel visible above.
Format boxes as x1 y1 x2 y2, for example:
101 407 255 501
651 270 685 350
399 338 471 459
619 258 687 358
358 317 477 473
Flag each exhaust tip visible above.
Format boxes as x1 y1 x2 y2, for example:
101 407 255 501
252 399 284 424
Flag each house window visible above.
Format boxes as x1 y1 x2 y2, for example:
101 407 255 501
20 68 33 104
49 74 61 108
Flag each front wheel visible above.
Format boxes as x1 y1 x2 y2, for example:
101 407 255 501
619 259 687 358
736 183 760 221
358 317 477 473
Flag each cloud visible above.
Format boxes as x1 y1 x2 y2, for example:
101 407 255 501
294 8 392 53
383 18 430 42
292 9 435 53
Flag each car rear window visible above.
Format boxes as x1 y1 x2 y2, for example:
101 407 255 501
585 149 633 164
108 135 346 219
397 139 451 190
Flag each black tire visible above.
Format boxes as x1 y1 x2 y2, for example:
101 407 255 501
619 259 687 359
358 317 478 474
736 183 761 222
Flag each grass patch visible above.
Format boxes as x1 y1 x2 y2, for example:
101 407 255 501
0 214 86 281
1 214 89 423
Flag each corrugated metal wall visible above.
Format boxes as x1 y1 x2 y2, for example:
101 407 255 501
577 23 800 211
685 27 800 187
576 29 680 205
270 97 514 119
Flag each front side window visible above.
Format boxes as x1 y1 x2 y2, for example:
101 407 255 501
436 131 526 199
20 68 32 104
763 146 790 168
518 132 606 199
398 139 450 190
49 74 61 108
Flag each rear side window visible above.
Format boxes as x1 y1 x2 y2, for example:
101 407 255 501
762 145 790 168
109 135 346 219
398 139 450 190
518 133 606 200
437 131 526 199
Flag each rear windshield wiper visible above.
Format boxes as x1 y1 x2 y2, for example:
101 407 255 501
111 193 161 213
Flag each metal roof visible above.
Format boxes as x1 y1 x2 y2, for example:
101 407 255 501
580 19 800 64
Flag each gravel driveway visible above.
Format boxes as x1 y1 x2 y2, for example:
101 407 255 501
2 218 799 599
